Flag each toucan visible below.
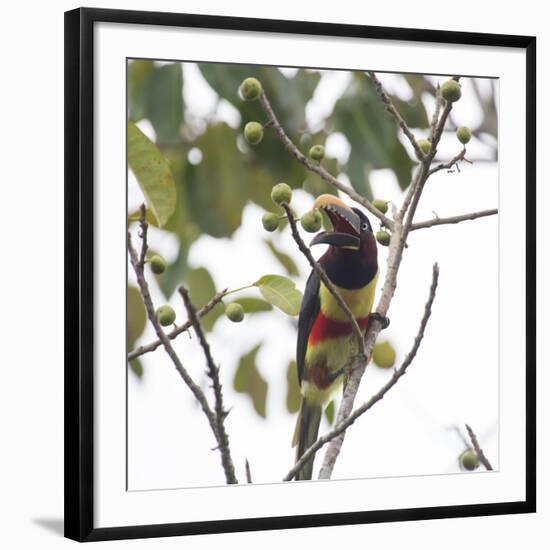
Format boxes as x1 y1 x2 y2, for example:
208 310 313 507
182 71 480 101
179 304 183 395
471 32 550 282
292 194 380 481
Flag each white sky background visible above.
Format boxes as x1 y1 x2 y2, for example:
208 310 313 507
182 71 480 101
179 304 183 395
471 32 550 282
127 65 498 490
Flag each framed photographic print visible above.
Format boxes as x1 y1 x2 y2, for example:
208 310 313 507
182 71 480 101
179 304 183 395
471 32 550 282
65 7 536 542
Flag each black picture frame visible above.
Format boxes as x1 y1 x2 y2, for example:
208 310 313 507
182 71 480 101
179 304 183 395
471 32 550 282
65 7 536 542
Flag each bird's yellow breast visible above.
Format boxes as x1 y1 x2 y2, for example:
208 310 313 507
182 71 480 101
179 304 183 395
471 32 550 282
319 269 378 322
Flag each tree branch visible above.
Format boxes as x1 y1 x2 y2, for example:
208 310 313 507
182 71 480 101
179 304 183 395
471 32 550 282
179 286 237 484
428 147 467 176
367 71 426 161
281 202 366 357
127 289 227 362
317 88 456 478
258 91 394 230
285 263 440 481
128 205 237 484
465 423 494 471
411 208 498 231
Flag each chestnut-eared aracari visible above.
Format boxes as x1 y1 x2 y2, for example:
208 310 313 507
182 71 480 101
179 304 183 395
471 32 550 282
292 194 379 480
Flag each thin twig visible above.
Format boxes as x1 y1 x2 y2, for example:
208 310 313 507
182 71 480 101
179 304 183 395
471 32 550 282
367 71 426 161
245 459 253 484
411 209 498 231
179 286 238 484
465 424 494 471
281 203 366 357
258 91 394 230
127 289 227 362
285 263 440 481
428 148 467 176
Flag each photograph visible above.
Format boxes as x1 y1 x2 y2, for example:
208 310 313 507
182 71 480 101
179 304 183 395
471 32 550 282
126 60 499 490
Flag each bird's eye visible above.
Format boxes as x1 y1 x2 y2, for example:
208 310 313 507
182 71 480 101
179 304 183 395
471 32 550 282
361 222 369 231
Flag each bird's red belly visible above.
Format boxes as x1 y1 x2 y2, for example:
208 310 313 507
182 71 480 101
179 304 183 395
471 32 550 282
308 311 370 346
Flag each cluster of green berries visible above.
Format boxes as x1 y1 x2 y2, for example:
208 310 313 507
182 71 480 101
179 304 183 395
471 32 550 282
413 79 472 155
261 182 324 234
240 78 265 146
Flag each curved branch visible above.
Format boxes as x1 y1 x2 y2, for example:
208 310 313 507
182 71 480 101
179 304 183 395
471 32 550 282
285 263 440 481
258 91 394 230
411 209 498 231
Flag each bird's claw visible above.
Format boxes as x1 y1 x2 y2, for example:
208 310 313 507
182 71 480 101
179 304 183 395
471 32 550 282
370 312 390 330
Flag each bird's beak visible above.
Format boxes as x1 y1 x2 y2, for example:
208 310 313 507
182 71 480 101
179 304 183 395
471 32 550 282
309 194 361 249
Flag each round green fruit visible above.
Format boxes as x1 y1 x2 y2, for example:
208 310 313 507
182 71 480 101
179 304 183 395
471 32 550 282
300 210 323 233
309 144 325 162
244 121 264 145
239 77 262 101
376 230 391 247
372 340 396 369
441 79 462 103
157 305 176 327
149 255 166 274
262 212 280 232
459 449 480 471
372 199 389 214
417 139 431 155
456 126 472 145
271 183 292 205
225 303 244 323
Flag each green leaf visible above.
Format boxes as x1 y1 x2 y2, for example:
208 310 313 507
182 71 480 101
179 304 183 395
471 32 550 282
128 60 154 121
264 240 299 277
129 62 184 146
286 360 301 414
127 285 146 379
129 359 144 379
233 297 273 313
187 267 224 332
324 401 335 425
233 344 268 418
186 123 248 238
255 274 303 316
127 121 177 227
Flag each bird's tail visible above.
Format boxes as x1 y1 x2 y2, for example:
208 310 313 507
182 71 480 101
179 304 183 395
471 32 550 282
292 399 323 481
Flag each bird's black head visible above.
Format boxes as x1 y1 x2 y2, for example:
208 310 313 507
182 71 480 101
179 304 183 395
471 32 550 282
308 195 378 289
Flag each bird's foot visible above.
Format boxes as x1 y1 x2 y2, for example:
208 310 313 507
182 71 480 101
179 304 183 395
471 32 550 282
370 312 390 330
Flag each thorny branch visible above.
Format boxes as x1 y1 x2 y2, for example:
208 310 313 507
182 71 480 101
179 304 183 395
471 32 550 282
465 423 494 471
128 205 237 484
179 287 238 484
285 263 440 481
